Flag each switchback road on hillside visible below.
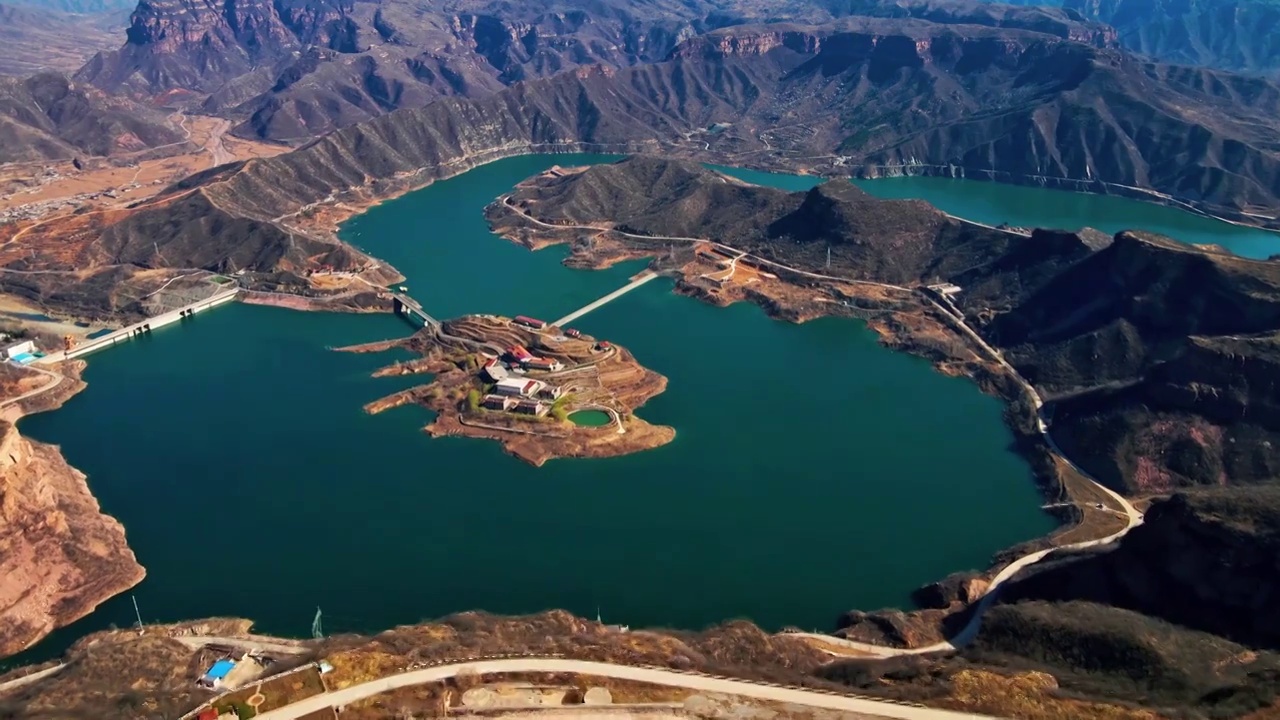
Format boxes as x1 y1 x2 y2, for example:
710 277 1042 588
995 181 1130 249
252 658 992 720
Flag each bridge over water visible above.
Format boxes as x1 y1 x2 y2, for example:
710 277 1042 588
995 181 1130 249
390 292 438 327
388 270 654 334
552 271 659 327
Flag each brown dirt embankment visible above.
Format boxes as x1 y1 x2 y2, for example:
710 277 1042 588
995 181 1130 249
0 361 144 659
363 315 673 466
0 609 1188 720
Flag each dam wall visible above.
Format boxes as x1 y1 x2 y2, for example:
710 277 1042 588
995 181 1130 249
42 287 240 363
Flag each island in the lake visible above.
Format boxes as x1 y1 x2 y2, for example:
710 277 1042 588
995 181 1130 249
348 314 673 466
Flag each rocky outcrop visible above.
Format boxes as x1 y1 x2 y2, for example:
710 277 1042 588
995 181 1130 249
835 609 948 648
671 8 1117 62
77 0 351 94
913 571 990 609
999 487 1280 650
0 418 144 658
76 0 732 140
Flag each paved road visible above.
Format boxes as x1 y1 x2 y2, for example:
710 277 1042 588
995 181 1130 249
500 196 908 294
253 658 991 720
791 295 1143 658
0 664 66 695
0 363 62 409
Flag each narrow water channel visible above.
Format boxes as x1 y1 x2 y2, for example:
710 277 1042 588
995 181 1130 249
712 165 1280 259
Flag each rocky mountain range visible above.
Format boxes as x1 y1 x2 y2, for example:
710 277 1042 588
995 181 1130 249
1059 0 1280 73
73 0 736 140
6 0 1279 211
9 12 1280 309
152 17 1280 215
0 72 184 164
67 0 1122 143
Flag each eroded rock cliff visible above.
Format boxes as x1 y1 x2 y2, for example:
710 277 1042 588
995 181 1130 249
0 418 143 657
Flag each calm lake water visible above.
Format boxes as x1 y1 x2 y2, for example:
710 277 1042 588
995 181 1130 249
713 166 1280 259
38 154 1247 661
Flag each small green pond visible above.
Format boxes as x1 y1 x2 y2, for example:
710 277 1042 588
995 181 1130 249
569 409 613 427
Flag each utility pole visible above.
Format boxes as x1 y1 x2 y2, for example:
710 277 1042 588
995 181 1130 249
131 595 144 634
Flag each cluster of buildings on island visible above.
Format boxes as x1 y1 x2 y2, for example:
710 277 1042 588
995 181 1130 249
476 343 567 418
465 313 617 418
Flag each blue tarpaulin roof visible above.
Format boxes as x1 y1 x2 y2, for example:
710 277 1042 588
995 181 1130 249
203 659 236 680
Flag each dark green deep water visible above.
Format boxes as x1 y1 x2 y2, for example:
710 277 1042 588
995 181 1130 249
32 154 1272 659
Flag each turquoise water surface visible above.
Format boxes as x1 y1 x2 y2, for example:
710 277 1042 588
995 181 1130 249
31 155 1236 661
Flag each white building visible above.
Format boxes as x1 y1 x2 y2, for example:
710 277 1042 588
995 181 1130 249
3 340 35 360
493 377 546 397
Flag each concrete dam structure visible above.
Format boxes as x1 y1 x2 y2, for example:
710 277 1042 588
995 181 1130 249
40 286 241 364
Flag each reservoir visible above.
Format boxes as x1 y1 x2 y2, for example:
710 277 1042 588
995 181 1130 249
19 155 1062 655
713 166 1280 259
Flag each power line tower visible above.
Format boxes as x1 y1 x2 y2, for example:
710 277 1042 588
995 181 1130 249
826 245 832 270
311 607 324 639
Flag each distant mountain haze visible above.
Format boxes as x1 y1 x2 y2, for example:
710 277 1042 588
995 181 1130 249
0 0 130 76
4 0 135 12
992 0 1280 72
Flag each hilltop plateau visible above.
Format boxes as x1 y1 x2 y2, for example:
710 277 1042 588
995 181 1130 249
69 0 1117 143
